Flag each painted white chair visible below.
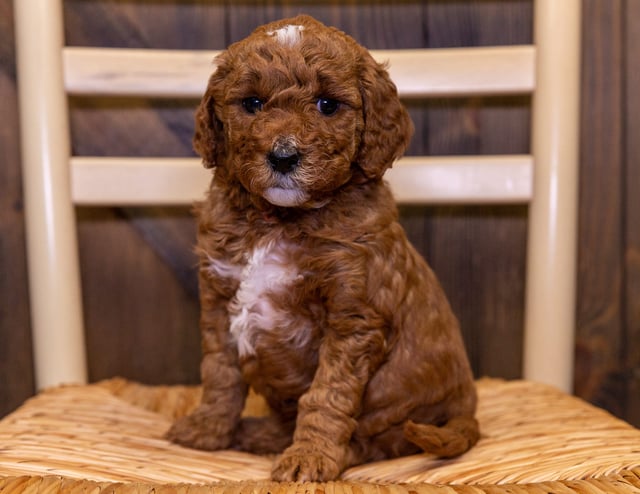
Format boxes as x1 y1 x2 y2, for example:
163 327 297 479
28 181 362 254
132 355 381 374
7 1 640 492
14 0 580 394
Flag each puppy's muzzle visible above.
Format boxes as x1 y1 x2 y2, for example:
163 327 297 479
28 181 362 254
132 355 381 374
268 137 300 175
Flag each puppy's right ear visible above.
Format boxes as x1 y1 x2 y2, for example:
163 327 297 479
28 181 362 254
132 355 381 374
193 76 224 169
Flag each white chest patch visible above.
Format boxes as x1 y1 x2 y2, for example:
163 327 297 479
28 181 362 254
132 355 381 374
225 241 303 357
267 24 304 47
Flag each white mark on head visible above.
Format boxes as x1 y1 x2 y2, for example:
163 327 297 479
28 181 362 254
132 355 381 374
267 24 305 47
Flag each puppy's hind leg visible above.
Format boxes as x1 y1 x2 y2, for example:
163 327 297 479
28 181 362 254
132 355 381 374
232 415 295 455
403 416 480 458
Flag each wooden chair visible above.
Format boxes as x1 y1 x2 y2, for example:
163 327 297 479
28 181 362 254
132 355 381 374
4 0 640 493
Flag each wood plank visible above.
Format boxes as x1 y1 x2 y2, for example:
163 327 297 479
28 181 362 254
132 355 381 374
64 48 218 97
225 2 425 50
63 0 226 49
77 207 200 385
70 155 533 206
390 155 531 204
424 0 533 48
62 1 228 386
407 204 528 380
122 206 200 301
624 0 640 427
71 157 210 205
62 46 535 98
68 97 196 158
418 0 532 380
574 0 626 416
0 0 36 417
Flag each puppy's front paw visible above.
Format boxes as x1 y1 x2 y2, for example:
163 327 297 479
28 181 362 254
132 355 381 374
271 445 341 482
166 405 235 451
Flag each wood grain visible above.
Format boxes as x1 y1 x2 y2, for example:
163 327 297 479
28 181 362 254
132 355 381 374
63 0 226 49
624 0 640 426
0 0 36 417
419 0 532 379
62 1 220 385
77 207 200 384
574 0 626 416
226 3 425 49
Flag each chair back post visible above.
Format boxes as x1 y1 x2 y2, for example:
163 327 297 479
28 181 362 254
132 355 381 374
523 0 581 392
14 0 88 389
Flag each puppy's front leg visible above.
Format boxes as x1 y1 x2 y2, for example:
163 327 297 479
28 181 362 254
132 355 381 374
272 318 386 482
167 280 247 450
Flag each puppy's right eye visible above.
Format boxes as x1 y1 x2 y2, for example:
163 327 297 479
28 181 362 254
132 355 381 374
242 97 264 114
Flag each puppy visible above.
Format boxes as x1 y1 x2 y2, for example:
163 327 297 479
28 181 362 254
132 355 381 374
167 15 479 482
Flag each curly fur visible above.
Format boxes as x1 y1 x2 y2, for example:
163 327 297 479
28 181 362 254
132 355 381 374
167 15 479 482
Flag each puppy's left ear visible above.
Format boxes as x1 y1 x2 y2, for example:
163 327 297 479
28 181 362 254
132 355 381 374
356 53 414 180
193 67 226 169
193 91 216 169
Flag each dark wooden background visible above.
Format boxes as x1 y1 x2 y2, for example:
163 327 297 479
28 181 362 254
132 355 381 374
1 0 638 427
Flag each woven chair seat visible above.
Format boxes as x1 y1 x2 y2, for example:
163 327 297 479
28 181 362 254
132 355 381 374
1 378 639 493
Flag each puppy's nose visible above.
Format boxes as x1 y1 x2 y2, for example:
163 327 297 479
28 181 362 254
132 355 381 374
268 151 300 174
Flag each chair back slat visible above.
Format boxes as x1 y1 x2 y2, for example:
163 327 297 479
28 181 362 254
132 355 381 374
63 46 535 98
71 156 532 206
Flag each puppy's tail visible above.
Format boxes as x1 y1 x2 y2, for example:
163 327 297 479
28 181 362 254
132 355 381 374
403 416 480 458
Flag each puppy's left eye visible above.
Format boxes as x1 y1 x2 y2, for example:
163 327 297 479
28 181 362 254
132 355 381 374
316 98 340 116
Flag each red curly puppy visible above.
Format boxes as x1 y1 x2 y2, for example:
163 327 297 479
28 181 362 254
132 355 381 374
167 15 479 481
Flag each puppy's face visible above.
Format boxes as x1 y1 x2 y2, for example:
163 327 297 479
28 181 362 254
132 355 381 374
195 16 413 209
217 21 364 208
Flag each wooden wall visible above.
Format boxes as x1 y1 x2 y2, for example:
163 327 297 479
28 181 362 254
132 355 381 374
1 0 638 427
575 0 640 425
0 0 34 413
